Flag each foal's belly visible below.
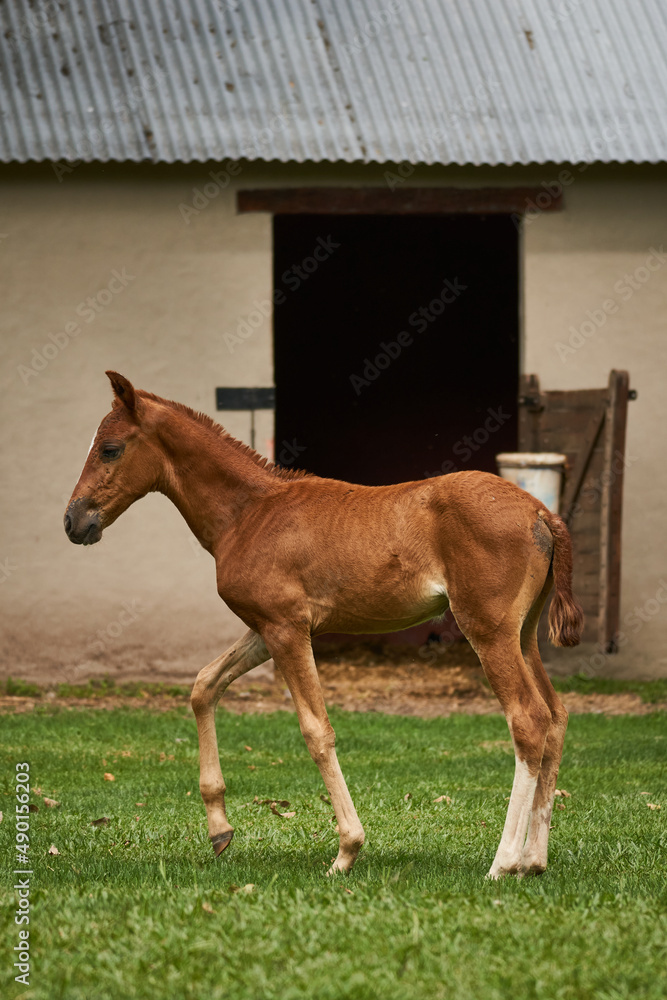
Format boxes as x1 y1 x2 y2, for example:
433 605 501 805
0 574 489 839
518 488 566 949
313 583 450 636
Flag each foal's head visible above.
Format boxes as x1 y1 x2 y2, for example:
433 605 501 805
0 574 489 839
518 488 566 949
64 372 162 545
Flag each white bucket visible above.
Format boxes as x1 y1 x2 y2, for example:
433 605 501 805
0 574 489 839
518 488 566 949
495 452 567 514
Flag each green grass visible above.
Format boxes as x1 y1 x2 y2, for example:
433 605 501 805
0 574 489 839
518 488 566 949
551 673 667 704
3 678 42 699
1 677 191 699
1 707 666 999
4 671 667 703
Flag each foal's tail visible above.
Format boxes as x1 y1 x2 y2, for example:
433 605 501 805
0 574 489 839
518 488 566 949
539 509 584 647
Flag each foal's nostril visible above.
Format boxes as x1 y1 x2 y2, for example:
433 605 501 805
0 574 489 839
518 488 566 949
64 514 72 535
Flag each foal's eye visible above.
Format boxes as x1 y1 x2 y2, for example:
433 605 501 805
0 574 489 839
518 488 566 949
101 444 123 461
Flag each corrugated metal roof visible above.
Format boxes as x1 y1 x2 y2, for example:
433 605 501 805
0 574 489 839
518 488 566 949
1 0 666 166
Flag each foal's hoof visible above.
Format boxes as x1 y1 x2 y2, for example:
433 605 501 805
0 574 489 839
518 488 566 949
210 830 234 857
521 862 546 876
486 862 521 880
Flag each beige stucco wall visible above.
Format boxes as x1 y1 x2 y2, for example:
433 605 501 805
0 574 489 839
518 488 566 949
1 160 665 681
522 165 667 677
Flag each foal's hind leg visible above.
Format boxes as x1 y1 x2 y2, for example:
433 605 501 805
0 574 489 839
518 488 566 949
263 626 365 875
520 585 569 874
191 630 269 856
462 629 552 878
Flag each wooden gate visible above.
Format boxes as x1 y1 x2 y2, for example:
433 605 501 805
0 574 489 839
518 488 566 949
518 370 635 651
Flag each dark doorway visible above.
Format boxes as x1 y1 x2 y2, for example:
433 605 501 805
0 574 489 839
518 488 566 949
273 214 519 486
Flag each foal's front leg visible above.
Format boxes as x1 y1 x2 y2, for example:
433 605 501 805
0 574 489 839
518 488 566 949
265 627 365 874
191 630 269 855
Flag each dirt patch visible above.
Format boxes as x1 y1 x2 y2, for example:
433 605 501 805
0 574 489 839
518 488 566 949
1 652 665 717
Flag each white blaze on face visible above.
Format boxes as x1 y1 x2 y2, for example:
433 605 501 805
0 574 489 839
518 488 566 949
87 433 96 458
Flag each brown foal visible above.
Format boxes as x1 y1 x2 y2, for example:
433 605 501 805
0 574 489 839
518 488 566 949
65 373 583 878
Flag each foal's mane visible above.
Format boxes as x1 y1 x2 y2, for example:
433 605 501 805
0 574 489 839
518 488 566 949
133 390 311 482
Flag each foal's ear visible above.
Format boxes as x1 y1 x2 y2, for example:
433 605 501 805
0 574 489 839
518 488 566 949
106 371 137 412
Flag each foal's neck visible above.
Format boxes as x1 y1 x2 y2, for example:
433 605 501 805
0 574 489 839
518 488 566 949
152 402 277 555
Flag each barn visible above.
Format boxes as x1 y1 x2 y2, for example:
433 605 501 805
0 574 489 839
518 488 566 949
1 0 666 683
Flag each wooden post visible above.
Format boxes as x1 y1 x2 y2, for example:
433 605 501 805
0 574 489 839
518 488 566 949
598 370 630 652
518 370 633 649
517 373 543 452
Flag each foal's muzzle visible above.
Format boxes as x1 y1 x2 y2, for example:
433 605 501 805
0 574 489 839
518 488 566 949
64 499 102 546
